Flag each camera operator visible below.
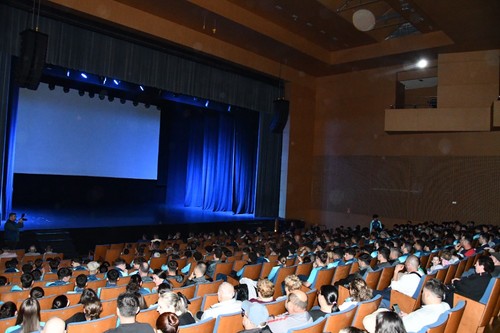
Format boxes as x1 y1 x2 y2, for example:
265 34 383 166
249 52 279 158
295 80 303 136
4 212 26 249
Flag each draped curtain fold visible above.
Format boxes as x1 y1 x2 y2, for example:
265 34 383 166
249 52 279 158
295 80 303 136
185 110 257 214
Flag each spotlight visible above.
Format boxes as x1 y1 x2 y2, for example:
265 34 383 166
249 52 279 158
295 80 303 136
416 59 428 69
113 79 119 85
89 91 95 98
80 73 88 79
205 100 209 107
120 98 126 104
48 83 55 90
139 85 144 91
108 95 114 102
99 76 107 85
227 105 231 112
78 90 85 96
63 87 70 93
66 70 70 77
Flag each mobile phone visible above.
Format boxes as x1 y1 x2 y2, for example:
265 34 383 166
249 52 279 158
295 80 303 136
392 304 401 314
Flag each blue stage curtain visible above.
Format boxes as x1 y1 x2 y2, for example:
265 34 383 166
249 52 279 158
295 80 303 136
185 110 257 214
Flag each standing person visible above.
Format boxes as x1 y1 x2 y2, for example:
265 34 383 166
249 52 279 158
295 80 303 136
370 215 383 233
4 213 26 249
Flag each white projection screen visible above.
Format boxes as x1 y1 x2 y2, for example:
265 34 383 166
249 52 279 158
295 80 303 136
14 84 161 180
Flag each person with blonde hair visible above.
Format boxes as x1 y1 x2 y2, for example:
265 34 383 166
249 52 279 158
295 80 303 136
157 291 195 326
250 279 275 303
339 278 373 311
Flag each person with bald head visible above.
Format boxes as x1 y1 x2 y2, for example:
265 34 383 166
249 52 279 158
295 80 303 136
391 255 423 297
201 282 242 320
267 290 312 333
375 254 423 309
42 317 66 333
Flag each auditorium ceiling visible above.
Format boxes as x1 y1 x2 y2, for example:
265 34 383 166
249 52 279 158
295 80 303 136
37 0 500 76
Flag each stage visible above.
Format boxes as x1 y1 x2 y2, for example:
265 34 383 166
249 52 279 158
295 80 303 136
4 204 275 258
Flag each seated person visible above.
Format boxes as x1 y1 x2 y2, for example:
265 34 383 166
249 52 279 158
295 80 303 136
157 290 195 326
445 255 494 306
73 274 88 293
267 290 312 333
104 268 120 287
201 282 242 320
363 279 450 333
52 295 70 309
113 258 129 277
334 253 373 287
249 278 275 303
86 261 101 281
309 285 339 321
11 273 34 291
301 251 328 288
46 267 72 287
182 262 211 286
65 297 102 326
339 278 373 311
71 258 87 271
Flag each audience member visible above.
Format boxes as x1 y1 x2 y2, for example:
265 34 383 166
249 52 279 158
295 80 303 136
104 293 154 333
201 282 242 320
240 301 272 333
157 291 195 325
309 285 339 321
267 290 312 333
156 312 180 333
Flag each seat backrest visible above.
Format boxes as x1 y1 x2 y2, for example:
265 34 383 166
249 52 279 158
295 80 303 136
201 293 219 311
99 285 127 300
305 288 317 311
435 266 449 282
352 294 382 330
232 260 248 273
260 261 276 279
1 290 30 303
37 294 58 310
417 311 449 333
44 283 74 296
273 266 297 298
213 262 234 278
332 264 351 285
311 267 335 290
149 256 167 270
443 263 458 285
0 316 17 333
173 284 196 299
86 278 107 290
454 259 467 279
376 266 395 290
286 316 326 333
349 261 360 274
295 262 314 277
412 273 435 299
478 277 500 327
213 311 244 333
241 263 262 280
67 314 117 333
41 303 84 322
100 298 118 317
264 298 287 317
323 304 357 333
365 269 382 290
137 306 159 328
178 317 216 333
420 254 430 269
195 280 223 297
444 300 466 333
143 292 159 307
187 296 202 314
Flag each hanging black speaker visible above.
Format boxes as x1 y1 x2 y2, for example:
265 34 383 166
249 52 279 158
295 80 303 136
270 99 289 134
16 29 48 90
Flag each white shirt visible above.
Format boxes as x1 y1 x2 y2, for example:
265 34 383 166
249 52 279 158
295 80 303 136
403 302 450 332
391 272 422 297
201 299 242 320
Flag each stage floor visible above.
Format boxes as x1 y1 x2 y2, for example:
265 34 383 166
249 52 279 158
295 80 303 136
10 204 258 230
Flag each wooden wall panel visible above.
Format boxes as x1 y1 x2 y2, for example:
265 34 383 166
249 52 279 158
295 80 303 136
312 156 500 223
